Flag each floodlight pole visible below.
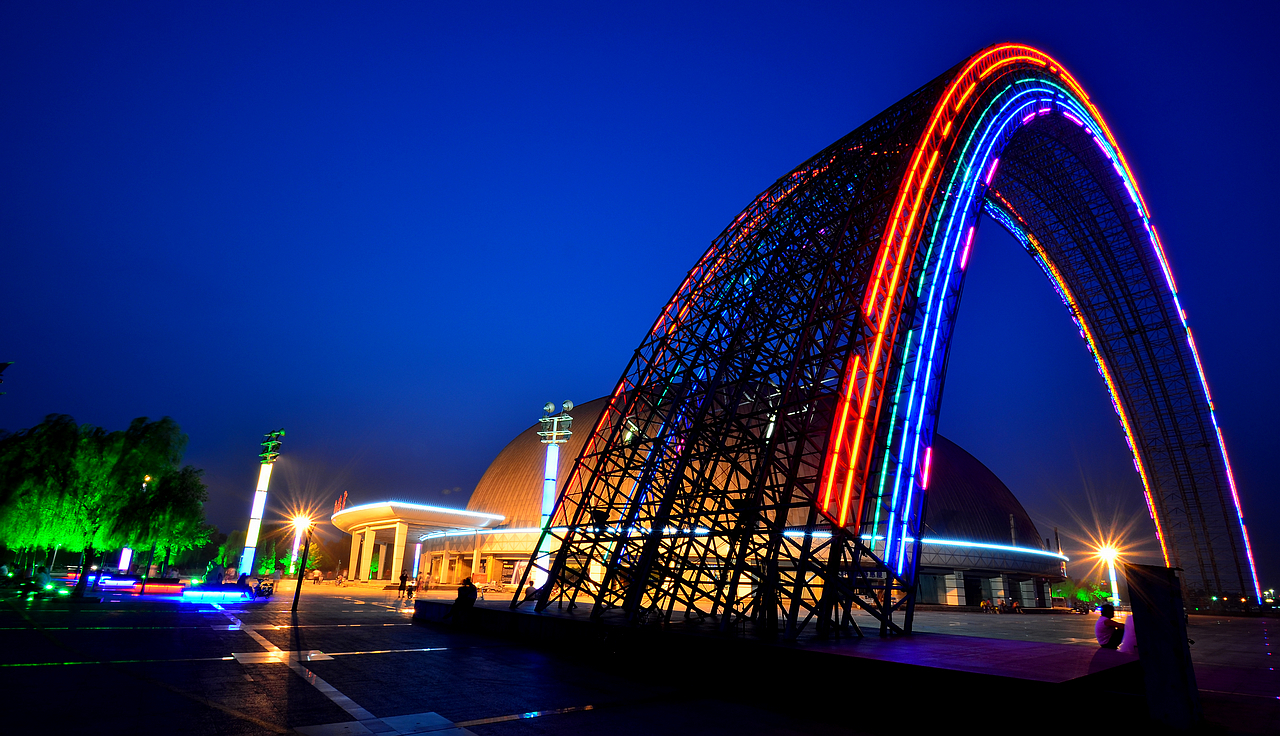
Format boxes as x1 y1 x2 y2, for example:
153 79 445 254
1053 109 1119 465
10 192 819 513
1107 558 1120 607
533 401 573 588
139 541 156 595
288 523 305 575
291 527 312 613
239 429 285 576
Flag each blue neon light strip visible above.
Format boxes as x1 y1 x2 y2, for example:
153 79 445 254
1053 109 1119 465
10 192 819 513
913 537 1068 560
98 578 139 588
878 84 1058 573
180 590 249 601
779 530 1068 561
868 66 1258 601
419 525 714 541
426 525 1066 562
332 501 505 522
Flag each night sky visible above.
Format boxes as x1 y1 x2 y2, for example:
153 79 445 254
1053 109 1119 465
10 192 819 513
2 2 1275 581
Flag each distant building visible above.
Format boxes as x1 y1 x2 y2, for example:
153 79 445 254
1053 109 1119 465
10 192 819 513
334 397 1067 608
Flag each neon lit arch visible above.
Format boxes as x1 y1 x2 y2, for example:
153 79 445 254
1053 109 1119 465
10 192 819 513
521 44 1259 635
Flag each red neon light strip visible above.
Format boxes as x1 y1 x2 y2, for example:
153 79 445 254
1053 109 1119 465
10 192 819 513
829 44 1050 528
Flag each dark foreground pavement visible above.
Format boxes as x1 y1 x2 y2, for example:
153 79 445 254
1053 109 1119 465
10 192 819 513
1 586 874 736
1 585 1276 734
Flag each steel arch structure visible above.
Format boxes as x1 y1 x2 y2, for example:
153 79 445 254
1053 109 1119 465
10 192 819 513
516 44 1260 637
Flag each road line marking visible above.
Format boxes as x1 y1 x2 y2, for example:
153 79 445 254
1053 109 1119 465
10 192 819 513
214 596 392 729
288 660 381 722
453 704 596 728
0 656 236 667
327 647 448 656
219 610 281 652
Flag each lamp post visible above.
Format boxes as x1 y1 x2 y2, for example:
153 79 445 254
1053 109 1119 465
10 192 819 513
1098 545 1120 606
239 429 285 576
291 516 314 613
533 401 573 588
139 475 154 595
288 516 306 575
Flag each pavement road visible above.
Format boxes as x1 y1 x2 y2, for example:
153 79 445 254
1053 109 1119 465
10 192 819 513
1 584 1276 734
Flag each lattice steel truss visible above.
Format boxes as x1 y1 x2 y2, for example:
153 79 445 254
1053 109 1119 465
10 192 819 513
514 44 1260 637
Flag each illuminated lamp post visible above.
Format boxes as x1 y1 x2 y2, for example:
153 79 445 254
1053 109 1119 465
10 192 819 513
290 516 314 613
288 516 306 575
1098 545 1121 606
238 429 285 576
534 401 573 588
139 475 155 595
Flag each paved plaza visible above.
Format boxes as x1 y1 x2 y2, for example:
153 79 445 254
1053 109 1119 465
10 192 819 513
1 584 1276 734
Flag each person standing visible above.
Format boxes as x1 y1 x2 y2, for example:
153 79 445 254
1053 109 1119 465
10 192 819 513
398 569 409 599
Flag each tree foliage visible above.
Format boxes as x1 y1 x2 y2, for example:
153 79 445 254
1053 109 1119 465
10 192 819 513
255 540 279 576
218 529 246 567
1052 577 1110 604
0 414 212 553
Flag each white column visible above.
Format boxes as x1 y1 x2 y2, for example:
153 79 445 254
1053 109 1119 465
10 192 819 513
348 531 361 579
376 544 387 580
238 463 274 575
441 550 451 585
471 546 481 582
359 528 376 581
535 443 560 587
390 522 408 583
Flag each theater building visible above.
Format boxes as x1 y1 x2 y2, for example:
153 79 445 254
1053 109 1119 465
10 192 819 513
334 397 1067 607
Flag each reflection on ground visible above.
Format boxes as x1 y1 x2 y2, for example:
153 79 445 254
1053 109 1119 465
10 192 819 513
0 583 1274 734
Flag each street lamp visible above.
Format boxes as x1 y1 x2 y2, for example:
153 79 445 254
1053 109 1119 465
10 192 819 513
1098 545 1120 606
290 515 315 613
139 475 155 595
288 514 308 575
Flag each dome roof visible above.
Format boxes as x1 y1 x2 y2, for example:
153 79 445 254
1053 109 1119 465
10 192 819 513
466 397 1042 550
466 397 610 528
922 434 1042 548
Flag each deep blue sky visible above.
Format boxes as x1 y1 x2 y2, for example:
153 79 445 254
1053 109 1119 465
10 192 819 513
2 2 1275 581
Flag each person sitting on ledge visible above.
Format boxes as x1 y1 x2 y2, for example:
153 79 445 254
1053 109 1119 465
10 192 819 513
1095 603 1125 649
445 577 478 622
205 561 224 586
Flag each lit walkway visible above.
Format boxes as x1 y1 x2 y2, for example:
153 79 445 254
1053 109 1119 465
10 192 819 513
1 587 1275 734
0 586 867 735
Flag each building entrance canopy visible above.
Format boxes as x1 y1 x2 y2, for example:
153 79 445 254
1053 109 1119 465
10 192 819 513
331 501 504 582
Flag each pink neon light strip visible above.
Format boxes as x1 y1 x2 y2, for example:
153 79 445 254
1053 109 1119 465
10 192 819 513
921 447 933 489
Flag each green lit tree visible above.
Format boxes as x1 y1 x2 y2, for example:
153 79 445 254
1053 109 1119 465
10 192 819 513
219 529 246 569
0 415 213 595
255 540 279 576
304 546 329 573
1053 577 1110 606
